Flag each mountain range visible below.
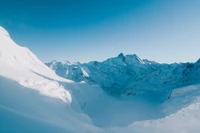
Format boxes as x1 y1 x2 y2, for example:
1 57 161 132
46 52 200 97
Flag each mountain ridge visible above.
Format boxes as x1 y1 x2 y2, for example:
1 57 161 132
46 53 200 96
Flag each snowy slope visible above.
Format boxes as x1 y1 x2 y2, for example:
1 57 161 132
0 26 97 133
0 26 102 133
0 76 102 133
0 26 74 103
110 84 200 133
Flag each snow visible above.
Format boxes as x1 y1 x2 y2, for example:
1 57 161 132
81 68 90 77
121 95 200 133
1 26 200 133
0 26 73 103
0 26 102 132
162 84 200 115
0 26 10 37
0 76 101 133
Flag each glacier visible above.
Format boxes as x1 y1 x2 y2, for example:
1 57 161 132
1 26 200 133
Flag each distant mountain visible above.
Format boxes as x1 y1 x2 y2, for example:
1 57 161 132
46 53 200 95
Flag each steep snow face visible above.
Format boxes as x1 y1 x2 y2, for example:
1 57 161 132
0 76 101 133
0 26 105 132
47 53 200 95
0 26 72 103
0 26 69 82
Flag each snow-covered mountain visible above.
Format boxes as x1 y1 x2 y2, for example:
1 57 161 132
1 26 200 133
46 53 200 96
0 26 102 133
0 26 73 103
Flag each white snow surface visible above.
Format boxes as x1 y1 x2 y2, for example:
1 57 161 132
1 26 200 133
0 26 73 103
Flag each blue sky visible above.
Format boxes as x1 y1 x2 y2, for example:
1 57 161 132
0 0 200 63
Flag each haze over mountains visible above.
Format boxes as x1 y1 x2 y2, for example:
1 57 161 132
1 26 200 133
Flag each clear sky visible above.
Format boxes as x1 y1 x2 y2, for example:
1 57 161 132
0 0 200 63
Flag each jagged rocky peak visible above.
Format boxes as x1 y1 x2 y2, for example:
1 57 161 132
116 53 144 64
116 53 126 62
117 53 125 58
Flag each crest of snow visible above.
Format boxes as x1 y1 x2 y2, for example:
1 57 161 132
0 26 73 103
0 26 10 37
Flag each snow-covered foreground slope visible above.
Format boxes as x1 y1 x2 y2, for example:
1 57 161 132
1 26 200 133
0 26 74 103
0 76 102 133
0 26 104 132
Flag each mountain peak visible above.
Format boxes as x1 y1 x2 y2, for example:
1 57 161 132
117 53 126 62
0 26 10 37
117 53 125 58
